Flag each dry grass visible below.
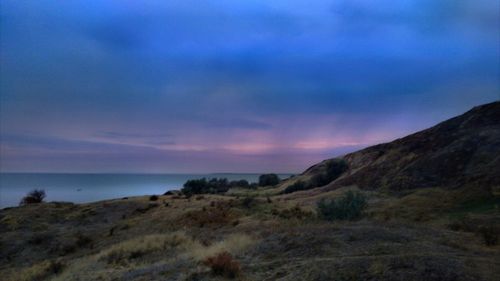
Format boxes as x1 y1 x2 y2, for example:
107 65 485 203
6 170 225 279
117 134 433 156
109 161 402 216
371 188 463 221
46 231 254 280
187 233 254 261
182 200 239 227
271 205 314 220
13 260 64 281
203 251 241 278
98 232 191 266
2 188 499 281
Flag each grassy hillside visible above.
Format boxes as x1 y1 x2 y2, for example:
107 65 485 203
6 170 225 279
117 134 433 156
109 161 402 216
1 188 499 281
277 101 500 194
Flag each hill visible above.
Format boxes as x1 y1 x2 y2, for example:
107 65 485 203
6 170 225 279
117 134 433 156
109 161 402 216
280 101 500 194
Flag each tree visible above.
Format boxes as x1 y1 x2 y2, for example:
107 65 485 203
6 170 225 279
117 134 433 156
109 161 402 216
282 181 307 194
258 174 280 186
20 189 46 205
229 179 250 188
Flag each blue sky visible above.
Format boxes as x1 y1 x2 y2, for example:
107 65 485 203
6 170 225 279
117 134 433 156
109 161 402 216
1 0 499 173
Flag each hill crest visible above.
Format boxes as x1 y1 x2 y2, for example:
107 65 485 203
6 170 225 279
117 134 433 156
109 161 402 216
282 101 500 193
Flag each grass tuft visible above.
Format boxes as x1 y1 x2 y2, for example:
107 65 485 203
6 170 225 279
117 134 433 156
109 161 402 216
16 260 64 281
203 251 241 278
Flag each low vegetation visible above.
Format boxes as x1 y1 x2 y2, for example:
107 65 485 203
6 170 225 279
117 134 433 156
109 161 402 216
271 205 313 220
229 179 254 189
240 196 256 208
203 251 241 278
316 190 367 221
181 177 256 195
19 189 46 206
17 260 64 281
282 159 348 194
309 159 348 187
258 173 280 186
2 188 499 280
183 200 236 227
98 233 189 266
281 180 308 194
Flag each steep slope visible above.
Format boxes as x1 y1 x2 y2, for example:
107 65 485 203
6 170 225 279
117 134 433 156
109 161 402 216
284 101 500 193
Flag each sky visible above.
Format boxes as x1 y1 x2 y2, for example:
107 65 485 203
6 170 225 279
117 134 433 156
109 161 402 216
0 0 499 173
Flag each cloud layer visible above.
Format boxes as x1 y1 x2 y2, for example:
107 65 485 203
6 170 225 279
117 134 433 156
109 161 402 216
1 0 499 173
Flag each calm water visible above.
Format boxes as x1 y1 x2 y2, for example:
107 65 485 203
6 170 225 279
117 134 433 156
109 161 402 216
0 173 292 208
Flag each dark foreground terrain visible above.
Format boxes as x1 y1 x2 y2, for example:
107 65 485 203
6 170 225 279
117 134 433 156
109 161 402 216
1 102 499 281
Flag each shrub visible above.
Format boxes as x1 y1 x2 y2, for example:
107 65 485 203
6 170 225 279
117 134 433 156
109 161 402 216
310 159 348 187
182 178 210 195
20 189 46 206
317 191 367 221
258 174 280 186
182 178 227 195
149 195 159 201
308 174 327 188
182 178 257 195
281 159 348 194
229 179 250 188
203 251 241 278
282 181 307 194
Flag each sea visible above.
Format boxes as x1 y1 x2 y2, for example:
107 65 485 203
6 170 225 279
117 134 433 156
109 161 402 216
0 173 293 208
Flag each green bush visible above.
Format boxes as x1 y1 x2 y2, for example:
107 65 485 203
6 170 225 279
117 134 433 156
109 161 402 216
181 178 256 195
181 178 229 195
281 159 348 194
313 159 348 187
282 181 308 194
258 174 280 186
229 179 250 188
316 191 367 221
